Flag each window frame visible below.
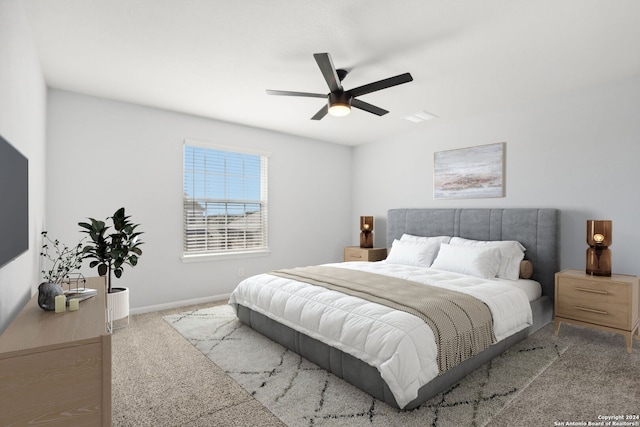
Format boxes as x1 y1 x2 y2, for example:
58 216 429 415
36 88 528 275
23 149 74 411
181 139 270 262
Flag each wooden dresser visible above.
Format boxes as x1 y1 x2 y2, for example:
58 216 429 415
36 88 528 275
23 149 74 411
0 277 111 426
343 246 387 262
554 269 639 353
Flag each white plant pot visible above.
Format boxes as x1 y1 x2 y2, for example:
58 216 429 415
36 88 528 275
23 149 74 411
107 287 129 322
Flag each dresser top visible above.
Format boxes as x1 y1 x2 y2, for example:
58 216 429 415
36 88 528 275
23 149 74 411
0 276 108 356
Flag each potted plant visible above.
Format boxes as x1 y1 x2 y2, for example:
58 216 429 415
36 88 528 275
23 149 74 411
37 231 85 310
79 207 143 324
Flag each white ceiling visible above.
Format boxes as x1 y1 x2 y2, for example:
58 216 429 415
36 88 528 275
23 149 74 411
23 0 640 146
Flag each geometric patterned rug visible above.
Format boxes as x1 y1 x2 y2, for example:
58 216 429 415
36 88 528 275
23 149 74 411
164 305 567 427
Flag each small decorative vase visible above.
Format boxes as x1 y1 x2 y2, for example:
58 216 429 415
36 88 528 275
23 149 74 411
38 282 64 311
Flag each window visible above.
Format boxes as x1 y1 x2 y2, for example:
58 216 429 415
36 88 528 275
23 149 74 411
183 140 268 258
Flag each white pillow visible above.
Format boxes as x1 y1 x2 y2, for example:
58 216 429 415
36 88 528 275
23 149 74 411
400 234 451 245
385 239 441 268
449 237 525 281
430 243 501 279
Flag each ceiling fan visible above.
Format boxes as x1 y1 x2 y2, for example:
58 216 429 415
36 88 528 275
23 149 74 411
266 52 413 120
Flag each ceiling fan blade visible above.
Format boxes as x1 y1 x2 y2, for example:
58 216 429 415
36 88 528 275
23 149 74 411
348 73 413 98
351 98 388 116
313 53 343 93
311 105 328 120
266 89 327 98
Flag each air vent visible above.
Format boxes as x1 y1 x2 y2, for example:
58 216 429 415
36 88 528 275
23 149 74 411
405 111 436 123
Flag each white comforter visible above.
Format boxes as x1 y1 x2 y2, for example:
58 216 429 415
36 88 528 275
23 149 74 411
228 261 534 408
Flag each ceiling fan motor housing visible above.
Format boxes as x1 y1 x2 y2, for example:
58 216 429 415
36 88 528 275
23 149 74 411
329 91 351 107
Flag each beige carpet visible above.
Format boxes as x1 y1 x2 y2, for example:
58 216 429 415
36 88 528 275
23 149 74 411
112 301 640 426
487 324 640 426
111 301 284 427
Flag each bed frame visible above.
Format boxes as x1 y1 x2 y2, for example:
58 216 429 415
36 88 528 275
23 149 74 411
236 208 559 409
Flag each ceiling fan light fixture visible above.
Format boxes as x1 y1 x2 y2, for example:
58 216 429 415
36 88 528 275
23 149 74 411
328 92 351 117
329 103 351 117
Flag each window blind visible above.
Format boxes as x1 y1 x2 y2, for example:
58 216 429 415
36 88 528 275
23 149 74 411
183 142 268 256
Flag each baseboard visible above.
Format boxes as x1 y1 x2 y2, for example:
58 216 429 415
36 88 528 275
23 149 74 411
130 293 231 315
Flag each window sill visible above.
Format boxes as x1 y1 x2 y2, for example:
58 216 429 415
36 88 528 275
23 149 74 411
181 249 271 263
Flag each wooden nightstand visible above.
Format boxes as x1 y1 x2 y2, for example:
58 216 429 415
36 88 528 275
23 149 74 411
554 269 639 353
344 246 387 262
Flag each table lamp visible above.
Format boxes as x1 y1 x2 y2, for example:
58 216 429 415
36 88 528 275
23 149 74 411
586 220 612 276
360 216 374 248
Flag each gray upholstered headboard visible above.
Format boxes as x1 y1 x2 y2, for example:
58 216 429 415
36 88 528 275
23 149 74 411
387 208 559 299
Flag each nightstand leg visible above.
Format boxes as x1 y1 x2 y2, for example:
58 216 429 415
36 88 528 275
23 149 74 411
625 333 633 353
554 319 561 336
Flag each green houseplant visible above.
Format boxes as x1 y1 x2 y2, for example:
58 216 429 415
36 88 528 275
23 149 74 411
79 207 143 323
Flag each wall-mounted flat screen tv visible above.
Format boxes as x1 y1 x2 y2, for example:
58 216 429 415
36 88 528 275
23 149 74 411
0 133 29 268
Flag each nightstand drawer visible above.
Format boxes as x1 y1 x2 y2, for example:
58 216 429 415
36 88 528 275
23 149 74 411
556 297 628 330
343 247 387 262
556 277 629 329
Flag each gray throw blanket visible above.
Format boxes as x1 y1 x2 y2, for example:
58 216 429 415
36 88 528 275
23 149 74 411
269 266 496 373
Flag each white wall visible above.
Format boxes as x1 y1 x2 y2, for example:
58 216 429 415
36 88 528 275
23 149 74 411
352 75 640 277
0 0 47 333
46 90 352 311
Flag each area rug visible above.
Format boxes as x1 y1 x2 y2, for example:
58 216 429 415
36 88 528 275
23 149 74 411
164 305 566 427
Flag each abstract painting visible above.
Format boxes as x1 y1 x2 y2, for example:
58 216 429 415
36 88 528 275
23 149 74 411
434 142 505 199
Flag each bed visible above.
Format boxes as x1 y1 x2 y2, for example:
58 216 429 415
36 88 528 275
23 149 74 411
229 208 559 409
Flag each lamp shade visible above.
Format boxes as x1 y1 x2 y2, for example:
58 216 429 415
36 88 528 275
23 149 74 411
587 220 612 246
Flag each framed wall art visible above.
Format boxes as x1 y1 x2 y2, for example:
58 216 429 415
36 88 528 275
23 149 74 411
433 142 505 199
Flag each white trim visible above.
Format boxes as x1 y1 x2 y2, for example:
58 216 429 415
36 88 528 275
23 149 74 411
184 139 271 158
181 249 270 263
130 293 231 315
